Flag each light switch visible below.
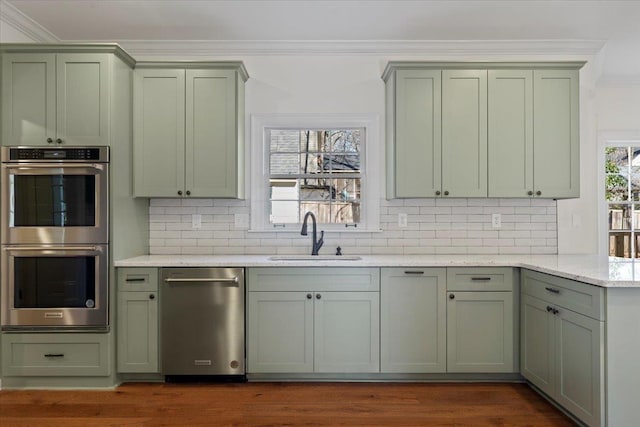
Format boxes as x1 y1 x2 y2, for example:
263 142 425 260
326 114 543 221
492 213 502 228
398 213 408 228
192 214 202 229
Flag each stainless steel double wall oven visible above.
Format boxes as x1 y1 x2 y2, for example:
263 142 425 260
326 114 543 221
1 147 109 330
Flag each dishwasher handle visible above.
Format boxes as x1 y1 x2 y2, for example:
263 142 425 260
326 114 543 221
164 277 239 285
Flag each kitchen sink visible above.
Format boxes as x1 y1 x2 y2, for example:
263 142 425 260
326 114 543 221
268 255 362 261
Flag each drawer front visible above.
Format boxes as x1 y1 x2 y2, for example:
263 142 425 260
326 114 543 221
522 270 604 320
447 267 514 291
117 267 158 292
247 268 380 292
1 333 110 377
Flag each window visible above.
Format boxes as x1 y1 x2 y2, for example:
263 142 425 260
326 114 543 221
605 146 640 258
250 114 380 232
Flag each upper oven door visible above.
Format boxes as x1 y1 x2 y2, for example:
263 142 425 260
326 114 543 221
1 162 108 244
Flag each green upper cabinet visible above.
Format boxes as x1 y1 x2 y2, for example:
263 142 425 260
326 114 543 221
488 68 580 198
383 62 583 199
2 52 110 146
392 69 442 197
133 63 248 198
442 70 487 197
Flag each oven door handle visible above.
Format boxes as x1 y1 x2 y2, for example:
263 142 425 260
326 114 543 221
4 246 102 252
4 164 105 171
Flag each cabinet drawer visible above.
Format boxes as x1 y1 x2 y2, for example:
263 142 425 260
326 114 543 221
447 267 514 291
1 333 110 376
117 267 158 292
522 270 604 320
247 268 380 292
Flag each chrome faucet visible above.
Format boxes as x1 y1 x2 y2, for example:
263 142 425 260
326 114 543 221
301 211 324 255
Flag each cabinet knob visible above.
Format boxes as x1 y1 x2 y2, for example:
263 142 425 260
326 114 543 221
46 137 53 144
55 138 63 144
444 190 450 196
536 190 542 196
435 190 441 196
449 293 455 300
149 294 155 300
527 190 534 196
186 190 191 196
306 293 312 299
177 190 183 196
316 294 322 300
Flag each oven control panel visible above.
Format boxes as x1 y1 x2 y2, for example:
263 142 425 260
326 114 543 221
2 147 109 162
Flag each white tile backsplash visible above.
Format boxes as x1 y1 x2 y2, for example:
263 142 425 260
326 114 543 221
148 198 558 255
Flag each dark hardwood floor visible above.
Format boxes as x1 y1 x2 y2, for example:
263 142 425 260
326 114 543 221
0 382 576 426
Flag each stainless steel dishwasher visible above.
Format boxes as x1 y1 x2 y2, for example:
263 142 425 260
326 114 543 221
161 268 245 379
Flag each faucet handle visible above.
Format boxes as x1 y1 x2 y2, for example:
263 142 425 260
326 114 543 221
336 246 342 256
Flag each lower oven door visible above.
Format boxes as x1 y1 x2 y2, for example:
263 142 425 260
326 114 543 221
1 244 108 330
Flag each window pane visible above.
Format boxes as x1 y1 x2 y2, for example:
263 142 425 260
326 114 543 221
270 130 300 152
270 200 299 224
606 147 629 170
300 179 333 201
300 153 326 174
329 130 361 153
270 179 297 200
328 154 360 172
609 231 632 258
606 174 629 201
270 153 299 175
608 204 632 230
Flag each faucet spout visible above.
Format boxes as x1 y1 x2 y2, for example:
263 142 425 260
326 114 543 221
301 211 324 255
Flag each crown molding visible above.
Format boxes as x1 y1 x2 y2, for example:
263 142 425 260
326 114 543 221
0 0 59 42
117 39 606 58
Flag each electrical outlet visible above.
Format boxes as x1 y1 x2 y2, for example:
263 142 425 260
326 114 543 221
398 213 408 228
491 213 502 228
191 214 202 229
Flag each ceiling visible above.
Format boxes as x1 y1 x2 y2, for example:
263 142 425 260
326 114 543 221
2 0 640 82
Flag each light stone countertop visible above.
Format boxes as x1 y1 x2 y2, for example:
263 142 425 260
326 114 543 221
114 254 640 288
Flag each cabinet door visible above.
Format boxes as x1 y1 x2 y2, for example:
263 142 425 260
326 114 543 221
533 69 580 198
442 70 487 197
447 291 514 373
56 54 109 145
521 295 555 396
555 308 604 427
488 70 534 197
185 69 238 197
247 292 314 373
134 69 185 197
1 53 56 146
393 69 442 197
314 292 379 373
117 291 159 373
380 268 446 373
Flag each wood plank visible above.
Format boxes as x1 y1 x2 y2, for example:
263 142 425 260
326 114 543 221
0 382 575 426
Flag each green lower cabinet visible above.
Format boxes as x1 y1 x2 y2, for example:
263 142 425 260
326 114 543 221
521 270 604 427
380 268 446 373
116 291 159 373
247 291 314 373
1 333 110 377
446 291 514 373
116 267 159 373
247 290 379 374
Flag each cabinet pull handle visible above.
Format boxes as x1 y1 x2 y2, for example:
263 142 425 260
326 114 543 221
186 190 191 196
55 138 63 144
125 278 146 282
545 287 560 294
316 294 322 300
547 305 553 312
444 190 450 196
44 353 64 358
435 190 441 196
306 293 312 299
404 271 424 275
527 190 533 196
149 294 155 300
547 306 559 315
471 277 491 281
536 190 542 196
177 190 183 196
164 277 239 284
46 137 53 144
449 293 455 300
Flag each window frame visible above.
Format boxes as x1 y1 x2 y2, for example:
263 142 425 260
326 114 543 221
598 131 640 257
250 114 381 232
